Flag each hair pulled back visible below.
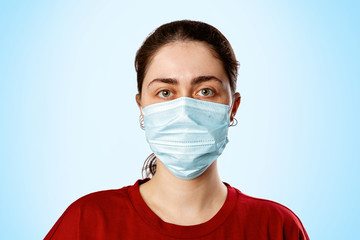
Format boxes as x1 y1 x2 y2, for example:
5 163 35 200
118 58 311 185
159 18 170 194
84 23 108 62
135 20 239 178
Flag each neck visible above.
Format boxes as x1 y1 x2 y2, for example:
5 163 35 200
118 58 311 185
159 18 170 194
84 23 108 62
139 159 227 225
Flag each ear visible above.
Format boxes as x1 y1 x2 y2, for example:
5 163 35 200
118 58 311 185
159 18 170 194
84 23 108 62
230 92 241 122
136 94 143 115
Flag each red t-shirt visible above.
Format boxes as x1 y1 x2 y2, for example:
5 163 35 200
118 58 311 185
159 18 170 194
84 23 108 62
44 179 309 239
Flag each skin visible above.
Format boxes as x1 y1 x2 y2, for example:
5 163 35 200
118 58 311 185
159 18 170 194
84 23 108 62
136 41 241 226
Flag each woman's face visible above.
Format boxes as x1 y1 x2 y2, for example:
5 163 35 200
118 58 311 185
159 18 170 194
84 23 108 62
136 41 240 118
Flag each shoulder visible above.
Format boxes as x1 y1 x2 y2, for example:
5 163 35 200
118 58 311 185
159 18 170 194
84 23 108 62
238 189 302 222
59 184 136 223
69 184 132 211
230 186 309 239
44 184 133 240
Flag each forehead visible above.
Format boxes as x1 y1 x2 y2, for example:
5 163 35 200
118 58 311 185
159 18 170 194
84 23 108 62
144 41 228 82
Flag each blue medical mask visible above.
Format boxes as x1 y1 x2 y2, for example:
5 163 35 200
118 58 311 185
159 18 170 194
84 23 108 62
142 97 230 180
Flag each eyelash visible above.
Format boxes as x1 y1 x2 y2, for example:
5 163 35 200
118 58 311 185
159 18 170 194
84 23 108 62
156 88 215 98
157 89 174 98
197 88 214 97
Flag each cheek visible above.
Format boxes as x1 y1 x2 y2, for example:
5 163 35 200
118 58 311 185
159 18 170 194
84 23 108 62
139 91 158 108
219 88 233 106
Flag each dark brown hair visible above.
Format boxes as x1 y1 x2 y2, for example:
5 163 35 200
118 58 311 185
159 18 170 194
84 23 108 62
135 20 239 178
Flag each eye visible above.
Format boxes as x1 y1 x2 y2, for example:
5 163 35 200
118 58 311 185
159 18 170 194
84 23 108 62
157 89 174 98
197 88 214 97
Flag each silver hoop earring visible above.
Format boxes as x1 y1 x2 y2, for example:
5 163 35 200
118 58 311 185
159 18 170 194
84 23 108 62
139 115 145 130
230 117 238 127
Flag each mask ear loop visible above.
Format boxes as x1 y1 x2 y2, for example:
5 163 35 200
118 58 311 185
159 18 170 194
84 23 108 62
229 117 238 127
139 114 145 130
229 96 238 127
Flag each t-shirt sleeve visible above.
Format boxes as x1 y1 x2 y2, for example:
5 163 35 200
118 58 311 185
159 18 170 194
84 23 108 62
282 208 309 240
238 190 310 240
268 200 310 240
44 187 131 240
44 201 82 240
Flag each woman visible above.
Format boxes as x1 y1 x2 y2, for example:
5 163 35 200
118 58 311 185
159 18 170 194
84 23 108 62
45 20 309 239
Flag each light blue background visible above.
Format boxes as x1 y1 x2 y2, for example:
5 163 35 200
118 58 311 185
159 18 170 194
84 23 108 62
0 0 359 239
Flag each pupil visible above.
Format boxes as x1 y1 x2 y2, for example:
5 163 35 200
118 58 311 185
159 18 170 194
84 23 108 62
163 90 169 96
202 89 208 95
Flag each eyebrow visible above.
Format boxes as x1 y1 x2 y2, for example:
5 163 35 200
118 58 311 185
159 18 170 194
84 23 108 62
192 75 223 85
147 75 223 88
